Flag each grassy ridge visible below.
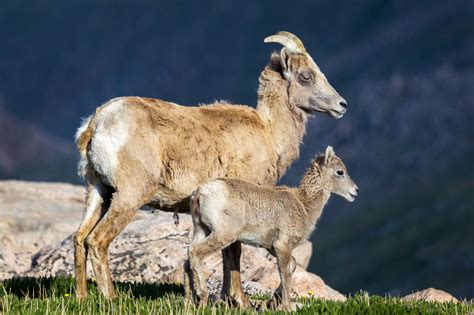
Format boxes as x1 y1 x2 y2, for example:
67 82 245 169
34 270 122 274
1 277 472 314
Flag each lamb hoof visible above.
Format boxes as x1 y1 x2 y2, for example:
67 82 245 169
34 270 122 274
249 299 268 311
266 299 302 311
278 302 301 312
290 301 303 311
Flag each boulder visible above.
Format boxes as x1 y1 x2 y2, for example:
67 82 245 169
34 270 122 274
0 180 85 278
402 288 459 303
292 239 312 270
0 180 344 301
27 211 345 301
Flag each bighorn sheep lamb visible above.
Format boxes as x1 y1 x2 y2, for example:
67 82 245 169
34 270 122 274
186 146 358 310
74 31 348 303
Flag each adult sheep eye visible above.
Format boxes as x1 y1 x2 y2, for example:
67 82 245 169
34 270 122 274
336 170 344 176
299 72 312 82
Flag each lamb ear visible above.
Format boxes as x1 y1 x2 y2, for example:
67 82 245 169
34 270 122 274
312 160 323 175
280 47 291 79
324 146 335 166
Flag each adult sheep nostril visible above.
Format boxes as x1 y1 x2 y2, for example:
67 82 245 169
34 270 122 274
350 187 359 198
339 101 347 109
353 187 359 197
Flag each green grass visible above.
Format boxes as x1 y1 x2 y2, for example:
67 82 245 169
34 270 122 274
0 277 472 314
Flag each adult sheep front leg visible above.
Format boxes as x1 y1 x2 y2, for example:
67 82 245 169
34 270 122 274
221 242 249 306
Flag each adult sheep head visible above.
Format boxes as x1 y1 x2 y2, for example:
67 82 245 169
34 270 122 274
265 31 347 118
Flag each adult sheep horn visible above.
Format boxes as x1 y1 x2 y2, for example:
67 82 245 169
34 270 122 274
264 31 307 53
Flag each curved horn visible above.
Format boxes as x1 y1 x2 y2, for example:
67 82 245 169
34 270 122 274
264 31 307 53
278 31 307 52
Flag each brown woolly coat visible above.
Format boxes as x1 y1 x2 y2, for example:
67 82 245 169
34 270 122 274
76 59 307 211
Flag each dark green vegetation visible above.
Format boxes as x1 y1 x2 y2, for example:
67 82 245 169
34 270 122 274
1 277 472 314
1 0 473 298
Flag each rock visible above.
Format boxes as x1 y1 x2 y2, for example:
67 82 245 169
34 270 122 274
27 210 345 301
0 239 17 279
402 288 459 303
0 180 85 278
292 240 312 270
0 180 84 203
0 179 342 301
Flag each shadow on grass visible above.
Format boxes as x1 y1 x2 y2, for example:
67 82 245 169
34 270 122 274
117 281 184 299
1 276 184 300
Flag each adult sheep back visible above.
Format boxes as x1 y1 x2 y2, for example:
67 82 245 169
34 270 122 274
73 31 348 304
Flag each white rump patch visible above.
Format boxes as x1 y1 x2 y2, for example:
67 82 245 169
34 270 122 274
89 99 131 186
198 180 228 227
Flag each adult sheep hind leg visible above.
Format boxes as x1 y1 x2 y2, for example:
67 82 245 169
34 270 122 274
85 185 152 298
74 179 111 299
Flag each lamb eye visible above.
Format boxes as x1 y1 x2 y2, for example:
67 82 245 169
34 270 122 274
336 170 344 176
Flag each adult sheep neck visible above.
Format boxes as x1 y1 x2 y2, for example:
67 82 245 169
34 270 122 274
73 31 348 304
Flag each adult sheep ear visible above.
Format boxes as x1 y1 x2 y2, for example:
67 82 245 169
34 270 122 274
324 146 335 166
264 31 307 80
279 47 291 79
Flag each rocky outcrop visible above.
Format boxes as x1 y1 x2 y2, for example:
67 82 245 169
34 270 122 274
0 180 344 301
0 180 85 279
27 210 345 301
1 180 466 303
402 288 459 303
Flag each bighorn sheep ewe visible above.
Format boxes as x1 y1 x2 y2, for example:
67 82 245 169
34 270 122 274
74 31 348 303
186 146 358 310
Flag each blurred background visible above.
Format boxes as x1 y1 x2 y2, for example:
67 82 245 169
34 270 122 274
1 0 472 299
